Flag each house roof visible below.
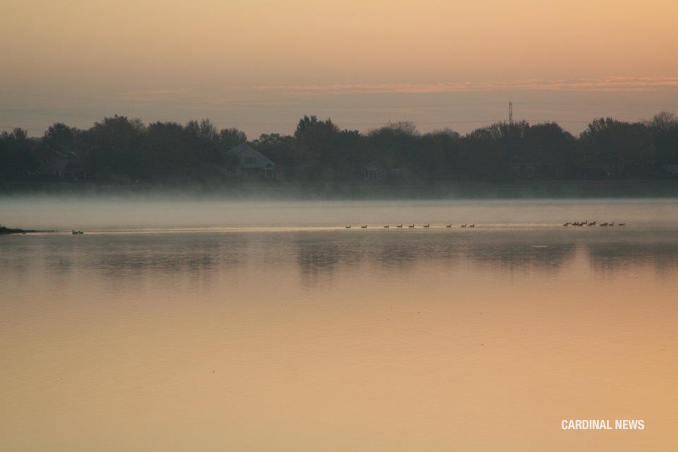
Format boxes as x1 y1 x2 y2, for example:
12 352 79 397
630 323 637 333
225 143 255 157
225 143 275 168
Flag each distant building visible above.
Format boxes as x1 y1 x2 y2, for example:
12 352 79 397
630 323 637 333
39 150 86 180
224 143 275 178
40 154 69 178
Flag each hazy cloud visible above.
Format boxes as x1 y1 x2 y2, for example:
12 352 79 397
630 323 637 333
254 77 678 96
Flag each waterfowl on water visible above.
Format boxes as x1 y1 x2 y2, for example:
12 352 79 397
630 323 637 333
409 224 415 228
446 224 452 228
423 224 430 228
397 224 403 228
461 224 467 228
469 224 475 228
563 222 570 226
345 225 351 228
361 225 367 229
619 223 626 226
384 225 390 228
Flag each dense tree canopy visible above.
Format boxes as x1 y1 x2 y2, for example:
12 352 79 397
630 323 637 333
1 112 678 185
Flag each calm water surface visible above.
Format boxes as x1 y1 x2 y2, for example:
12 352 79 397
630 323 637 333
1 199 678 451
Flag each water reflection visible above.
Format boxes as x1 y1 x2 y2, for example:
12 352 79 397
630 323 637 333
587 240 678 276
2 228 678 452
3 229 678 286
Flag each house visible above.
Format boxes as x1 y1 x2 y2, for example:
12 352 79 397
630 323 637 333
40 154 70 178
39 150 86 180
224 143 275 178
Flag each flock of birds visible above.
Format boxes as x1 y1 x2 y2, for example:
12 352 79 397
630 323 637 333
69 223 627 233
563 221 625 227
345 221 627 229
346 223 475 229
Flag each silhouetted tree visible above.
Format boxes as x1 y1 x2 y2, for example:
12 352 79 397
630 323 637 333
252 133 295 168
521 123 577 178
2 111 677 185
81 115 147 181
0 128 37 180
293 115 340 179
645 112 678 168
580 118 655 178
220 128 248 149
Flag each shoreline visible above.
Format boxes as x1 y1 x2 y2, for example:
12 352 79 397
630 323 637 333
0 225 39 235
1 179 678 200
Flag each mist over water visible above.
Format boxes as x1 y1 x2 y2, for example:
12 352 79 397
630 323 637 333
2 196 678 230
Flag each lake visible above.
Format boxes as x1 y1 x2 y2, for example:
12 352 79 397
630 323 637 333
1 198 677 451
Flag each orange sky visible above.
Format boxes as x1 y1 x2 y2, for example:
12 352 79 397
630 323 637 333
2 0 678 136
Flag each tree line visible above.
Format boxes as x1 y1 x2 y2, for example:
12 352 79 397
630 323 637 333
1 112 678 184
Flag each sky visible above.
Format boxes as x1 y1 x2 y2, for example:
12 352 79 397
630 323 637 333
2 0 678 137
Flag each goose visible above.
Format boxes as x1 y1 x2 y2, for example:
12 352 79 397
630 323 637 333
345 225 352 229
619 223 626 226
384 225 390 228
409 224 415 228
563 222 570 226
423 224 430 228
361 225 368 229
610 222 614 226
600 222 608 227
469 224 475 228
396 224 403 228
461 224 467 228
446 224 452 228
